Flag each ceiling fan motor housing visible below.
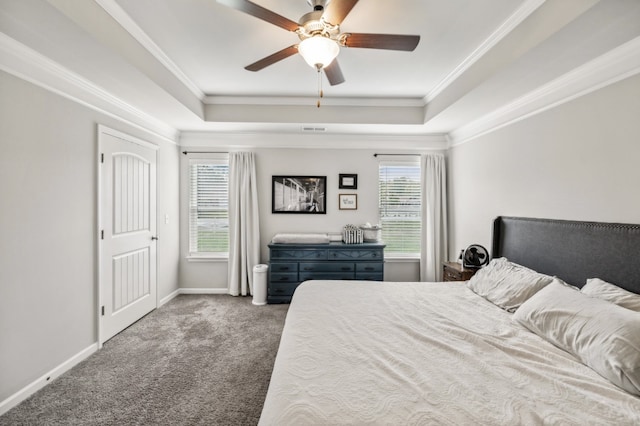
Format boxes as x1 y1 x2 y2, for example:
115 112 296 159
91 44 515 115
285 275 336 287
298 10 339 41
307 0 329 11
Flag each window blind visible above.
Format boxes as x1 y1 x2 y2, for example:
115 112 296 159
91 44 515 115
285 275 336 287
189 158 229 255
378 161 422 257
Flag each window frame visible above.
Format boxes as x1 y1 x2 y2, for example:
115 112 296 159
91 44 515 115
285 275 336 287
187 155 230 260
378 158 422 259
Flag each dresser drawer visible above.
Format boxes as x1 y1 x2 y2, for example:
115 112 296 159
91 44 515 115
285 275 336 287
267 295 293 304
356 263 383 273
299 271 355 281
269 272 298 283
355 272 384 281
328 249 383 260
269 262 298 273
271 249 327 260
268 281 300 297
300 262 355 272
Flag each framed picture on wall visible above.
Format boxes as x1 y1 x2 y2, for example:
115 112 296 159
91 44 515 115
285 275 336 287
272 176 327 214
339 194 357 210
339 174 358 189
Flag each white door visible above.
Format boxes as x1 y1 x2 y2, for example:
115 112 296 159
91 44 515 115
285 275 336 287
99 126 157 345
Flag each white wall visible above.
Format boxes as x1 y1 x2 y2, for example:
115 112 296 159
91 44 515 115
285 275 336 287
256 148 382 256
448 73 640 260
179 144 438 289
156 141 181 301
0 71 180 404
5 56 637 409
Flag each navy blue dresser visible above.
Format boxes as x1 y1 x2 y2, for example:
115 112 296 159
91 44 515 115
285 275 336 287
267 242 386 303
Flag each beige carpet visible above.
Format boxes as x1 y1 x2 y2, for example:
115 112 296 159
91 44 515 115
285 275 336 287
0 295 289 425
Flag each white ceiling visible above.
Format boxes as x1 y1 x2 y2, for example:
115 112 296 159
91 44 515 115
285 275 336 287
1 0 639 142
114 0 519 98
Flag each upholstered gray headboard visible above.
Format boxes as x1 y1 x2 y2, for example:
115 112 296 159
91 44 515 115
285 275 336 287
491 216 640 294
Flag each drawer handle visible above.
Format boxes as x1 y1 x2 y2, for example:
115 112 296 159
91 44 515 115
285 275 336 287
364 267 375 271
303 267 313 271
332 253 337 257
341 267 351 271
278 266 290 271
278 277 289 281
372 253 377 257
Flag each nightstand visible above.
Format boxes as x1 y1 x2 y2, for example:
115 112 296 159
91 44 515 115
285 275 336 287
442 262 477 282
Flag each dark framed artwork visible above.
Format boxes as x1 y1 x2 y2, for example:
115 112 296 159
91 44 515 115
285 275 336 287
272 176 327 214
339 194 357 210
339 173 358 189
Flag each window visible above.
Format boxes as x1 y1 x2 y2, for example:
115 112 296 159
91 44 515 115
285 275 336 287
188 157 229 257
378 160 421 257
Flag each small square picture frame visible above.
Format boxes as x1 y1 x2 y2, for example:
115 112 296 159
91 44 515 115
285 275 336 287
339 194 357 210
339 174 358 189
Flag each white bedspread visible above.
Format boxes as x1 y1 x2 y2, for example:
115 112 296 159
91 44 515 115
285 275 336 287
259 280 640 425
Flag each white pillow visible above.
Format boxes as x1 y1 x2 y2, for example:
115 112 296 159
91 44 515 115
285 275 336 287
466 257 554 312
581 278 640 312
514 280 640 396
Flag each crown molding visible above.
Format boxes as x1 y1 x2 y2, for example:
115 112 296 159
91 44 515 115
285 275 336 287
0 33 179 143
424 0 546 103
204 95 426 107
94 0 205 101
448 36 640 146
179 131 448 151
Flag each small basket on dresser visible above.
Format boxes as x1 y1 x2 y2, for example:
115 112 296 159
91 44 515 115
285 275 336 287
342 225 363 244
360 225 382 243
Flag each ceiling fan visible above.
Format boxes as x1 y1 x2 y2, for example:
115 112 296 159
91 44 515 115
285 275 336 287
217 0 420 86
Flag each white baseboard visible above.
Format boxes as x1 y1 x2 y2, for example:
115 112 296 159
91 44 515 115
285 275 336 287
178 287 229 295
0 343 98 416
159 287 229 307
158 289 180 307
1 288 228 416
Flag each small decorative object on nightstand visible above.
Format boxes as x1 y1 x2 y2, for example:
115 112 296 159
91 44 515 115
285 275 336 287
443 262 477 282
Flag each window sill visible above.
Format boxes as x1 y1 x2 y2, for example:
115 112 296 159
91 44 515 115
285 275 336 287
385 256 420 262
186 255 228 263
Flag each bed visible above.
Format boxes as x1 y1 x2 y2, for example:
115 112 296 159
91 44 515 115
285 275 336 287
259 217 640 425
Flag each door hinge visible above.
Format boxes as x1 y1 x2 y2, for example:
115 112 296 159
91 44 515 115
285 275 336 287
100 153 104 163
101 306 105 316
101 230 104 240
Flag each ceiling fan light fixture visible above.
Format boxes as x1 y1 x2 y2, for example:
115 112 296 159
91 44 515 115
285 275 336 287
298 36 339 69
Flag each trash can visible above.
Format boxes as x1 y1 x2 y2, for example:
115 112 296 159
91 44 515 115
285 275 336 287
252 264 268 306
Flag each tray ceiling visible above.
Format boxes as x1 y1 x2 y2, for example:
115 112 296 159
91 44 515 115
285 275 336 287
1 0 639 142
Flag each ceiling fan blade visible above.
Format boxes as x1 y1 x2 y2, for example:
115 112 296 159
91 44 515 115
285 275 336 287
324 60 345 86
342 33 420 51
322 0 358 25
245 45 298 71
217 0 299 32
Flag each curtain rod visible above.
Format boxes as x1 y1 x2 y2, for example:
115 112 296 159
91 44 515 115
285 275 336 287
182 151 228 155
373 153 421 157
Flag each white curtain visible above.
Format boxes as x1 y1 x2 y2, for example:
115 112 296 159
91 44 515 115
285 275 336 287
420 154 448 282
228 152 260 296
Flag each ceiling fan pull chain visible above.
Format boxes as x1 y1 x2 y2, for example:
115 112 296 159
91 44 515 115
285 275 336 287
317 67 323 108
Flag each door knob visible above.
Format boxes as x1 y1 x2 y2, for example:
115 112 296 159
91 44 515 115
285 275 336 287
151 236 159 241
